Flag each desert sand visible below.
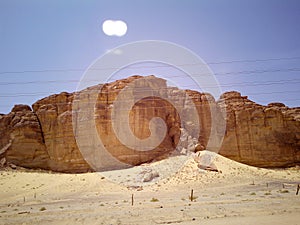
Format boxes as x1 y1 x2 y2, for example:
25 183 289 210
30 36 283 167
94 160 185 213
0 151 299 225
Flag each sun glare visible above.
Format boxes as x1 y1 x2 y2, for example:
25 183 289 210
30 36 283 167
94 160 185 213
102 20 127 37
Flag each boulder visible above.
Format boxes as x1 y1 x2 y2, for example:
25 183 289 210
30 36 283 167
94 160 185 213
137 168 160 182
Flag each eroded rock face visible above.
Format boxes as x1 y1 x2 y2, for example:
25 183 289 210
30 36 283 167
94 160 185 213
30 75 186 172
94 76 181 167
0 105 49 169
218 91 300 167
32 92 91 172
0 77 299 172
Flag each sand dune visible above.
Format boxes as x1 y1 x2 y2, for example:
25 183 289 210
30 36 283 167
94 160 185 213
0 151 299 225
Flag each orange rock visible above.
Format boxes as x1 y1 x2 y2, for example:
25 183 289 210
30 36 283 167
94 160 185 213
0 77 299 172
218 92 300 167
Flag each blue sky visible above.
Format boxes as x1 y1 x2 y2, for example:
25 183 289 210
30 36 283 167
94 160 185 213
0 0 299 113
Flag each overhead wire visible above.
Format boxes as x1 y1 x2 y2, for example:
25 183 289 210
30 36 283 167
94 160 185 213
1 77 300 97
0 56 299 110
0 67 299 86
0 56 300 75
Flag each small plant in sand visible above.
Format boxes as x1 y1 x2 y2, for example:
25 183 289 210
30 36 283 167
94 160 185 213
150 197 159 202
279 189 289 193
250 192 256 195
39 207 46 211
264 192 272 195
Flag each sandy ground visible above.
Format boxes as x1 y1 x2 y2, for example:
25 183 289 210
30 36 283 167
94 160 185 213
0 152 300 225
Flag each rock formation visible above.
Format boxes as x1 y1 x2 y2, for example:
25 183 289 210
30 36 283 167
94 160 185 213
32 92 91 172
0 75 299 172
0 104 49 170
218 91 300 167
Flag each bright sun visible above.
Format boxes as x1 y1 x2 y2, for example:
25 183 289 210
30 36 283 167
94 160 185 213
102 20 127 37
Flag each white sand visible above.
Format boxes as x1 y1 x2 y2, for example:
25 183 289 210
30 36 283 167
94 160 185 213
0 152 299 225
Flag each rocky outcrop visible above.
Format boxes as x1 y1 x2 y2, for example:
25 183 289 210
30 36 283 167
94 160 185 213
32 92 91 172
92 76 181 168
0 76 299 172
218 91 300 167
0 104 49 169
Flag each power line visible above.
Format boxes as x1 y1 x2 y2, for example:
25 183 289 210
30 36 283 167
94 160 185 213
0 79 79 86
0 56 299 75
203 68 300 76
247 90 300 95
0 69 83 75
206 56 300 64
181 79 300 88
0 67 299 86
1 78 299 97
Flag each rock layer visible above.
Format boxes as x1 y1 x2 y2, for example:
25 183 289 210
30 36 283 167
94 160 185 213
0 76 299 172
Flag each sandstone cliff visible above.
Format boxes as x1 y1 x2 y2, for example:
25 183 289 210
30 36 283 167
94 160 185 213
0 105 49 169
0 76 299 172
218 91 300 167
